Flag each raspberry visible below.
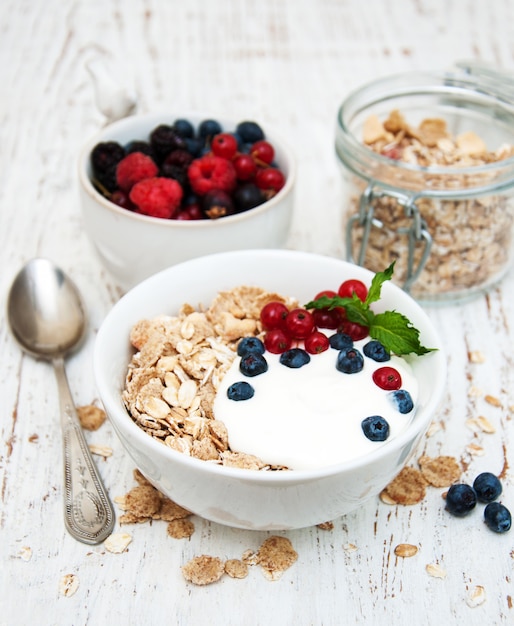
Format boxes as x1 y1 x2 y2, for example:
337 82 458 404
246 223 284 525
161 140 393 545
129 177 183 219
187 155 237 196
116 152 159 193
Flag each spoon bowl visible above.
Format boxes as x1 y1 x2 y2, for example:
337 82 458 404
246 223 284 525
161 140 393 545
7 258 115 545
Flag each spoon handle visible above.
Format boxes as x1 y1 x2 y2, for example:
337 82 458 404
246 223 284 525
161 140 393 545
53 358 115 545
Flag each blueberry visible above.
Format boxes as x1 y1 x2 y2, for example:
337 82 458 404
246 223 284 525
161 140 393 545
237 336 265 357
361 416 390 442
388 389 414 414
198 119 223 141
363 340 390 362
329 332 353 351
336 348 364 374
227 381 255 401
172 118 195 139
235 120 265 144
279 348 310 369
184 137 204 157
473 472 502 503
233 184 264 212
484 502 512 533
239 352 268 377
445 483 477 517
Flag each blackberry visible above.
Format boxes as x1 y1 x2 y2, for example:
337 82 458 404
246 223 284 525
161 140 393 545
484 502 512 533
336 347 364 374
445 483 477 517
279 348 310 369
237 337 265 357
361 415 390 442
363 340 390 362
202 189 234 219
150 124 186 162
473 472 502 503
125 140 156 160
329 332 353 351
239 353 268 377
91 141 126 192
233 184 264 212
227 381 255 401
172 118 195 139
236 121 265 144
161 149 194 187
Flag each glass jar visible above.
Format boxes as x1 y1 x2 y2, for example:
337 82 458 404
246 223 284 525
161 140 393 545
335 64 514 303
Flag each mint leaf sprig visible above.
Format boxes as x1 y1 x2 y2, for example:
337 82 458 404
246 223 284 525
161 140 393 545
305 262 434 356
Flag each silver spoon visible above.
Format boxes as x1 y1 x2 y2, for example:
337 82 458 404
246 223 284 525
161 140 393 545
7 258 115 545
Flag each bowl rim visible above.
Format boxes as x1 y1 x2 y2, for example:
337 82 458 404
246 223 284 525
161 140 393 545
94 249 447 484
78 111 297 228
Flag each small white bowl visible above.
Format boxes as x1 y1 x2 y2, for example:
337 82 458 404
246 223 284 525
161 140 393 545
78 113 296 291
94 249 446 530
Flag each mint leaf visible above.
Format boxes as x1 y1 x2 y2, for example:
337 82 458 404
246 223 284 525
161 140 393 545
365 262 395 305
370 311 434 356
343 297 375 327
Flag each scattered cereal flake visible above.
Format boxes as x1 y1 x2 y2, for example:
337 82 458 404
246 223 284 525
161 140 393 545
469 351 485 364
382 466 427 505
343 543 358 553
466 585 486 608
104 532 132 554
154 498 191 522
468 386 483 398
119 484 162 523
167 518 195 539
225 559 249 579
317 521 334 531
484 394 502 408
379 490 398 505
466 443 485 456
256 536 298 581
394 543 418 558
89 444 113 458
77 405 106 431
476 416 496 434
59 573 79 597
17 546 32 561
418 455 461 488
426 563 447 579
182 555 225 586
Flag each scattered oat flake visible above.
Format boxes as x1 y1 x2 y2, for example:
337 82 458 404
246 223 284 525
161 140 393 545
418 455 461 488
426 421 443 437
476 416 496 434
256 536 298 581
182 555 225 586
466 443 485 456
469 351 485 364
59 573 79 597
466 585 486 608
104 532 132 554
28 433 39 443
77 405 106 431
343 543 358 553
382 466 427 505
241 549 259 566
394 543 418 558
426 563 447 579
224 559 249 579
484 394 502 408
167 518 195 539
89 444 113 457
468 386 483 398
17 546 32 561
379 490 398 505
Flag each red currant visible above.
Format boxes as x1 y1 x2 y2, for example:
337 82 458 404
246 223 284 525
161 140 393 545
250 140 274 165
285 308 315 339
260 301 289 330
372 367 402 390
233 154 257 181
338 279 368 302
255 168 285 193
304 331 330 354
339 320 369 341
211 133 238 159
264 329 292 354
312 308 342 330
186 202 203 219
314 289 337 300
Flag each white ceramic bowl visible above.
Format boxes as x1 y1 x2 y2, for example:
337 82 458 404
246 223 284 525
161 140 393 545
78 113 296 291
94 249 446 530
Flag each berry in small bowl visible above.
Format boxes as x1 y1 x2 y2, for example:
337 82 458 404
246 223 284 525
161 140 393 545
78 113 296 290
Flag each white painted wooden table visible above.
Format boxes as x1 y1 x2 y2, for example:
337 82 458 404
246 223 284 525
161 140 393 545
1 1 513 624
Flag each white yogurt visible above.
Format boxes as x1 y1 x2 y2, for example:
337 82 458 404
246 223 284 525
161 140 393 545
213 339 419 470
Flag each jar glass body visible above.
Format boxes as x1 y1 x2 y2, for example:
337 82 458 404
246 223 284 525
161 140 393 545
335 71 514 303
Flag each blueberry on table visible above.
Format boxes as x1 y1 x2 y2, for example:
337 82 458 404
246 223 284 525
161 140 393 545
237 336 265 357
336 348 364 374
445 483 477 517
484 502 512 533
239 352 268 377
329 332 353 351
472 472 502 503
388 389 414 414
361 416 390 442
227 381 255 401
279 348 310 369
363 340 390 362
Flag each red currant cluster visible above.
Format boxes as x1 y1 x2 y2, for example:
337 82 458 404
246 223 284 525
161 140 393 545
260 278 370 355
